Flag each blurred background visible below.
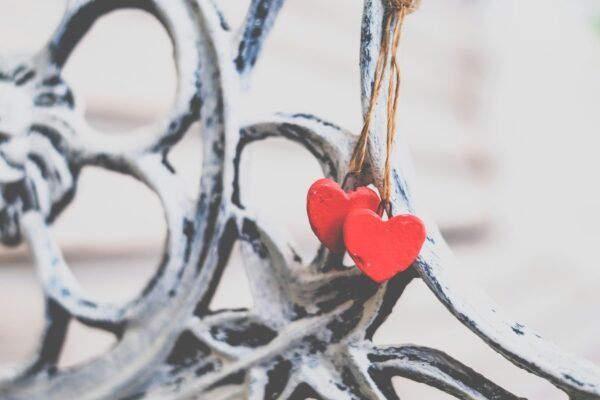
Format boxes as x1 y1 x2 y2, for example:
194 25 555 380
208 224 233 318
0 0 600 398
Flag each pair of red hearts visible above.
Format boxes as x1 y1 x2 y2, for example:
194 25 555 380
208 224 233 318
307 178 425 283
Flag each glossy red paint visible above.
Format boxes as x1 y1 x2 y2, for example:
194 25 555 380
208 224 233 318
306 178 380 253
344 209 426 283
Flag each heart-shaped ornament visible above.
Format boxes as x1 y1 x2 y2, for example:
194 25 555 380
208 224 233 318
344 209 426 283
307 178 380 253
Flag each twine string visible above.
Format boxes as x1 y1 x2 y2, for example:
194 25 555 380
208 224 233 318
347 14 393 176
383 5 405 204
347 0 415 212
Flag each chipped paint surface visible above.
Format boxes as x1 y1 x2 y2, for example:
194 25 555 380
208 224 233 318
0 0 598 399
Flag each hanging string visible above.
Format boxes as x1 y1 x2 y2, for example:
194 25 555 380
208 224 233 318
347 0 417 212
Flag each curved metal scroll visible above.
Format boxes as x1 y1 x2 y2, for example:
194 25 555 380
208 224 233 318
0 0 597 399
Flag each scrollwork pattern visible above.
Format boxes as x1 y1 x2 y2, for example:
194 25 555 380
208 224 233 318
0 1 597 399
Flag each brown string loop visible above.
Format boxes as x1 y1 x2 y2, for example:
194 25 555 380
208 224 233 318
388 0 420 13
347 2 412 213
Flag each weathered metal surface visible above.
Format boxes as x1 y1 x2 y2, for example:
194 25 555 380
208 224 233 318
0 0 598 399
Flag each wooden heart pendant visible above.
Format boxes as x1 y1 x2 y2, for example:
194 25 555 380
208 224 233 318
344 209 426 283
307 178 380 253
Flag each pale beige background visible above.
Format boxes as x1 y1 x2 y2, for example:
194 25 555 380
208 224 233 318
0 0 600 398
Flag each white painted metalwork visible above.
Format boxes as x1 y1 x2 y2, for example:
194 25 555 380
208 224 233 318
0 0 598 399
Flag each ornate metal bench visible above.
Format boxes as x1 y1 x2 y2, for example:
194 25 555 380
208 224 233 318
0 0 598 398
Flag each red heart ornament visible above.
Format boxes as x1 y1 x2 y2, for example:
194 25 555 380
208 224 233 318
344 209 426 283
307 178 380 253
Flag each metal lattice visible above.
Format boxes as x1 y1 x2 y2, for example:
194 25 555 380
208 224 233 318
0 0 599 399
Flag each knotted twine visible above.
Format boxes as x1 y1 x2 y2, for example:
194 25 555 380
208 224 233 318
347 0 419 213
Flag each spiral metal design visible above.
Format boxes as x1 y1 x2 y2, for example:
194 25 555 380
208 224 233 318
0 1 597 399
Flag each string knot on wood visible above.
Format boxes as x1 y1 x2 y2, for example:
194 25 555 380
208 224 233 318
387 0 420 13
348 0 416 211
